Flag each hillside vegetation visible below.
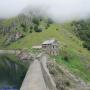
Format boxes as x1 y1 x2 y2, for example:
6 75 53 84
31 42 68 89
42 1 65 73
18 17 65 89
0 14 90 83
71 20 90 51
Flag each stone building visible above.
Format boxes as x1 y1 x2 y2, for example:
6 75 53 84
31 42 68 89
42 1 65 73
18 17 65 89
42 39 59 56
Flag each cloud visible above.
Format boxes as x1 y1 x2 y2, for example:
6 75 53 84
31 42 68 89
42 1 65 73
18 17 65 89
0 0 29 18
0 0 90 21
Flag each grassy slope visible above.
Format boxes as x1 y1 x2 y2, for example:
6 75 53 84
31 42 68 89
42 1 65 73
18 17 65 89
6 24 82 49
6 23 90 57
0 22 90 82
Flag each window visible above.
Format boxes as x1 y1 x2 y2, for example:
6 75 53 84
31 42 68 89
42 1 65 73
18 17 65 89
42 45 46 48
53 45 54 48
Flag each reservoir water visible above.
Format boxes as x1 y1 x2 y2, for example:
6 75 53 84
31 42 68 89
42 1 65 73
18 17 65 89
0 54 29 90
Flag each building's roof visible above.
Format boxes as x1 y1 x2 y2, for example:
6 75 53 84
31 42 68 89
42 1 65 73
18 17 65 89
42 39 56 44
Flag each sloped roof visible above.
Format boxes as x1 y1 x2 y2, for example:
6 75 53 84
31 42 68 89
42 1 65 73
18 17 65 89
42 39 56 44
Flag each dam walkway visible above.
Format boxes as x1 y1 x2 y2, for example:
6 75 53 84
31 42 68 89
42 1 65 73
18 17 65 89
20 54 57 90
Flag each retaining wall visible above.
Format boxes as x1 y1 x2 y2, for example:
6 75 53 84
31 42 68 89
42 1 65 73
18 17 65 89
40 55 57 90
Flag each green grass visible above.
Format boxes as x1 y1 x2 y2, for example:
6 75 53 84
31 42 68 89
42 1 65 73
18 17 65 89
5 24 82 49
0 22 90 82
54 48 90 82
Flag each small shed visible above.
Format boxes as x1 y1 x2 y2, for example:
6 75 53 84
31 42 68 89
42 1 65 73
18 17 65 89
42 39 60 56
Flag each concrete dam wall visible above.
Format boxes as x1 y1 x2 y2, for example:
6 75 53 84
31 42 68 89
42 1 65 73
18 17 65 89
20 54 57 90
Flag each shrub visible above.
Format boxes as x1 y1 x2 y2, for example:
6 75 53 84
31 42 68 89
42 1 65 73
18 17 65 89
29 30 32 33
83 42 90 51
21 24 26 28
21 24 27 32
34 25 38 31
32 18 39 25
62 51 70 62
45 24 50 29
65 81 70 87
47 23 50 27
34 24 42 32
35 28 42 32
56 28 59 31
63 55 69 62
45 27 48 29
30 26 33 30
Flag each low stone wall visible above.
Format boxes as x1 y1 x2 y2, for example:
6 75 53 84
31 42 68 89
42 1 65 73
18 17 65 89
40 55 57 90
0 50 20 54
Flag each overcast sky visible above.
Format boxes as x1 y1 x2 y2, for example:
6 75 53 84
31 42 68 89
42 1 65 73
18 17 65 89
0 0 90 21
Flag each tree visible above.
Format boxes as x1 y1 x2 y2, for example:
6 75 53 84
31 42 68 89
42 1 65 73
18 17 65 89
21 24 27 32
29 30 32 33
32 18 39 25
83 42 90 50
34 24 38 32
34 24 42 32
36 28 42 32
30 26 33 30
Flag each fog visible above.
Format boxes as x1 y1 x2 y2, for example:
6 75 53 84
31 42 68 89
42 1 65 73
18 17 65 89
0 0 90 21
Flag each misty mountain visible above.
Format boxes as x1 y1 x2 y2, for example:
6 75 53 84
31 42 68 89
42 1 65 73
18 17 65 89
0 7 54 47
22 6 48 18
0 7 90 51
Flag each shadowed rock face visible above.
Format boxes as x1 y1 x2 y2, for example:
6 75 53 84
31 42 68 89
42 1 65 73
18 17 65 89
0 54 27 89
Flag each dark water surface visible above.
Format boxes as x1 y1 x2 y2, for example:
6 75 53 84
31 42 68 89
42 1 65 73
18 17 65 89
0 54 28 90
